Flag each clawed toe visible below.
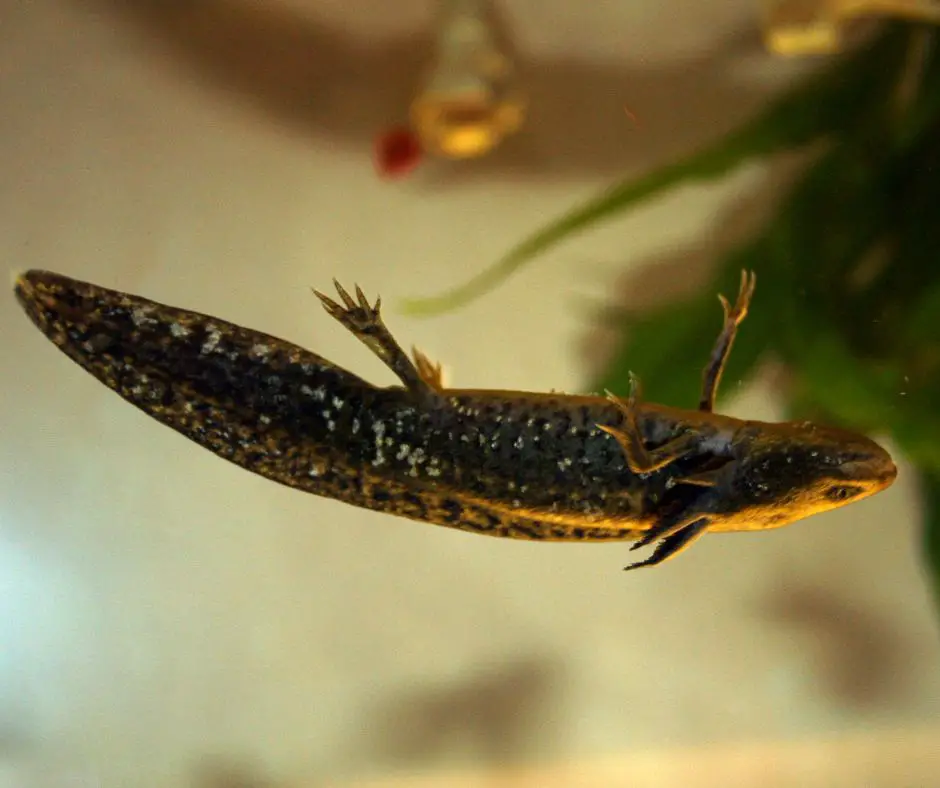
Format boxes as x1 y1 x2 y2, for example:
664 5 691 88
413 346 445 391
313 280 383 334
720 269 756 326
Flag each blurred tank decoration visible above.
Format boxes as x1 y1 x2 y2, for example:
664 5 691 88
764 0 940 55
402 19 940 608
374 0 526 178
374 124 425 179
411 0 526 159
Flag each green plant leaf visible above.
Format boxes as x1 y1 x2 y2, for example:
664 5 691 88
593 298 720 406
762 141 897 362
784 320 940 472
756 129 940 472
892 27 940 151
880 126 940 350
402 25 911 316
903 284 940 345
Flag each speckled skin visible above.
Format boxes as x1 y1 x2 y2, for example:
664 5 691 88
14 270 897 570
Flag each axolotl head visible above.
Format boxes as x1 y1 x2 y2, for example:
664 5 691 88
719 420 897 530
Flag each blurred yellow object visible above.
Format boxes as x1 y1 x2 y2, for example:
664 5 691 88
764 0 940 55
410 0 526 159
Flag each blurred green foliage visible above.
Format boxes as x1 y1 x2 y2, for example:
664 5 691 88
406 23 940 602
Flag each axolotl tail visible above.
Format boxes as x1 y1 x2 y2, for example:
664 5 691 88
13 269 384 493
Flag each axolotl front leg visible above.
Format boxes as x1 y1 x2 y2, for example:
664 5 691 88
599 270 756 570
316 274 756 572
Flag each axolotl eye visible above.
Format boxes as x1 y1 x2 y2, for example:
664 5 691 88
825 485 863 502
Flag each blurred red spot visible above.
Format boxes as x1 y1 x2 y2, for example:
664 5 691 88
375 126 423 179
623 105 642 130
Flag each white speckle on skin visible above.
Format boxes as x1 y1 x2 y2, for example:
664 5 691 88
323 410 331 419
514 436 524 449
327 420 336 431
313 386 327 401
251 344 271 357
397 445 412 460
352 418 360 434
373 421 388 457
301 385 314 397
699 430 733 454
170 323 190 338
131 306 155 327
201 326 222 354
558 457 573 470
259 414 271 425
332 397 344 410
427 465 441 477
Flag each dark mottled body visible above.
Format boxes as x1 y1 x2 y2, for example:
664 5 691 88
14 270 897 569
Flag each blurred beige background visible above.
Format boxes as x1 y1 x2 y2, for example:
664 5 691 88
1 1 939 786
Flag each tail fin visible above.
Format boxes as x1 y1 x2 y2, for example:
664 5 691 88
14 270 376 484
